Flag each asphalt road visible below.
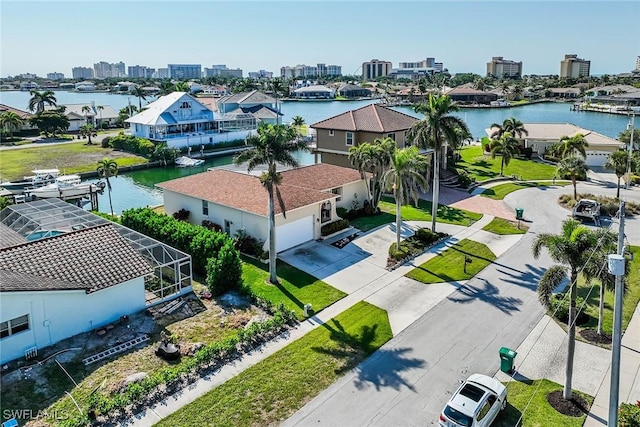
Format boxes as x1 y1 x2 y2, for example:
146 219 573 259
283 181 639 427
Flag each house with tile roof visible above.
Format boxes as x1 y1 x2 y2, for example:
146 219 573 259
310 104 420 168
0 104 37 132
157 163 368 252
217 90 282 125
444 84 498 104
337 84 372 99
0 224 153 364
45 102 118 131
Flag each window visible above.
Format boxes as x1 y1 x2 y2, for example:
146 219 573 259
321 201 332 223
224 220 232 234
331 187 342 201
329 130 334 136
387 133 396 141
1 315 30 339
202 200 209 216
346 132 354 146
477 401 491 421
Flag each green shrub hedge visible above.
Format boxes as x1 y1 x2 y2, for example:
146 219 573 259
388 228 448 262
550 294 589 325
619 402 640 427
108 132 156 157
321 219 349 236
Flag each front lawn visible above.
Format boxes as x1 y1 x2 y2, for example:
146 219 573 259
349 196 482 232
481 181 570 200
242 258 346 320
406 239 496 284
495 379 592 427
482 217 527 235
457 145 557 182
156 301 393 427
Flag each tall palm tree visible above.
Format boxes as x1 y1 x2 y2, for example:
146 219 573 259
158 81 175 96
560 134 589 159
96 105 104 128
81 105 92 124
175 81 190 93
0 111 23 141
233 124 309 284
348 137 395 210
96 158 118 216
382 146 430 248
271 78 285 125
490 117 529 139
557 156 588 200
532 219 607 400
407 93 469 232
133 85 147 109
292 116 305 127
79 124 97 145
28 90 57 113
489 132 520 176
604 150 629 198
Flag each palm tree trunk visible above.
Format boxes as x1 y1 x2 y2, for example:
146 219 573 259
107 180 114 217
617 176 621 199
396 188 402 249
431 149 440 232
267 185 278 284
597 283 605 335
572 177 577 200
564 270 578 400
501 157 505 176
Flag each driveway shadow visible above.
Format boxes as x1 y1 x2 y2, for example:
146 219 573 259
447 279 522 313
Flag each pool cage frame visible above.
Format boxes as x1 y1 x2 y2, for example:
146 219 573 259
0 199 192 306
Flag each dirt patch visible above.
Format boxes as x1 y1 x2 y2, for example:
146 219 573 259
579 328 612 345
546 390 590 417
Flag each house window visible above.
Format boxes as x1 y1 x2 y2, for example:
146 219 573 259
224 220 232 234
0 315 30 339
331 187 342 201
202 200 209 216
329 130 334 136
321 201 332 223
346 132 354 146
387 133 396 141
180 101 191 109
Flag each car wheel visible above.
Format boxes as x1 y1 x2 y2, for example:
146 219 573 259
501 397 507 410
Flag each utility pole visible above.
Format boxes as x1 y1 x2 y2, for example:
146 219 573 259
626 113 635 189
608 201 626 427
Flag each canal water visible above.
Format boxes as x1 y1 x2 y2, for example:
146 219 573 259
1 91 631 214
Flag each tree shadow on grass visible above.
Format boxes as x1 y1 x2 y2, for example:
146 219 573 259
493 402 524 427
448 279 523 314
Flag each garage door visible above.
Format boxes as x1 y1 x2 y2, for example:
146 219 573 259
275 216 314 252
585 151 611 167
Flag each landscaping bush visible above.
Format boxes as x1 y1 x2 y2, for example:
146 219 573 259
202 219 222 232
619 402 640 427
206 240 243 295
108 132 156 157
172 208 190 221
550 294 589 325
233 229 264 257
457 170 474 188
388 234 444 263
336 207 348 219
321 219 349 236
415 228 446 245
521 146 533 159
101 136 111 148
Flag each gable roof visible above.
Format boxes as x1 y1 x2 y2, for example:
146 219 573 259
0 104 32 119
280 163 363 191
445 85 493 96
125 92 212 125
311 104 418 132
338 83 371 92
218 90 275 106
229 104 282 120
485 123 624 147
45 103 118 119
0 224 153 293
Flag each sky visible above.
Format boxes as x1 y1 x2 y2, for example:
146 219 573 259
1 0 638 78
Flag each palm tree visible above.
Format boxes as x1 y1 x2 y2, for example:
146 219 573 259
79 124 97 145
28 90 57 113
292 116 305 127
158 81 175 96
490 117 528 139
81 105 92 124
490 132 520 176
532 219 608 400
603 150 629 198
96 158 118 216
407 93 469 232
560 134 589 159
271 78 285 125
348 137 395 210
132 85 147 109
0 111 23 141
382 146 430 248
175 82 190 93
557 156 588 200
96 105 104 128
233 124 309 284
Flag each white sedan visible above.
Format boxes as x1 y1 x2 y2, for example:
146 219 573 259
438 374 507 427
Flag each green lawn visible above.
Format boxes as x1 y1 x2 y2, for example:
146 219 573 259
349 196 483 232
482 217 527 235
495 379 592 427
156 301 393 427
457 145 557 182
481 181 570 200
242 258 346 320
406 239 496 284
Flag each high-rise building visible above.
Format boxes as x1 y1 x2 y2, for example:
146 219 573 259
168 64 202 79
46 72 65 80
203 65 242 78
72 67 94 79
635 56 640 71
560 54 591 78
155 68 169 79
280 63 342 78
248 70 273 79
486 57 523 77
362 59 392 80
93 61 126 78
128 65 149 78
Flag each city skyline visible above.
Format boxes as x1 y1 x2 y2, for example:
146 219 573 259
1 1 638 78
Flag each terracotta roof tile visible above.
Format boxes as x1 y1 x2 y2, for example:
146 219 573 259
0 104 32 119
280 163 363 191
311 104 418 132
0 224 152 293
0 223 26 249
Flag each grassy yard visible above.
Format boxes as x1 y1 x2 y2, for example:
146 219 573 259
0 141 147 181
157 301 393 427
495 379 592 427
482 217 527 235
457 145 557 182
349 196 483 232
242 257 347 320
481 181 570 200
406 239 496 284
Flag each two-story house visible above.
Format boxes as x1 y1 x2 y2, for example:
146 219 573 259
217 90 282 125
310 104 420 168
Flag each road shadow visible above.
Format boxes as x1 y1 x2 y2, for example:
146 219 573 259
448 278 523 313
497 263 546 291
353 347 426 392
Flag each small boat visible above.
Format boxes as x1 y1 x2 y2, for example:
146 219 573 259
175 156 205 167
1 169 60 193
25 175 105 199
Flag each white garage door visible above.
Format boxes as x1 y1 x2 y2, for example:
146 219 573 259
275 216 314 252
585 151 611 167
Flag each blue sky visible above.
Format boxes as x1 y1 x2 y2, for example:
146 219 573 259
1 1 638 78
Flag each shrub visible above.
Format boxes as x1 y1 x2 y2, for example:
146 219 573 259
101 122 109 129
336 207 348 219
321 219 349 236
550 294 589 325
415 228 445 245
521 146 533 159
172 208 190 221
233 229 263 256
205 240 242 295
101 136 111 148
619 402 640 427
389 242 410 260
202 219 222 232
457 170 473 188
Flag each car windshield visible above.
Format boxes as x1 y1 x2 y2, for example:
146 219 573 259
443 406 473 426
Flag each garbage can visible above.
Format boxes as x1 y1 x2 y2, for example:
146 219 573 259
499 347 517 373
515 208 524 220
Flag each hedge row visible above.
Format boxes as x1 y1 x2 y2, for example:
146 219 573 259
105 133 155 156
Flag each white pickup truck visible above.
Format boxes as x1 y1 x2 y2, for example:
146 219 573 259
438 374 507 427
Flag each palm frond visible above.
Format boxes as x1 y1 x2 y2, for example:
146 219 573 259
538 265 567 308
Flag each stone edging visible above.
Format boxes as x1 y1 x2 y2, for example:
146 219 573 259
385 235 450 271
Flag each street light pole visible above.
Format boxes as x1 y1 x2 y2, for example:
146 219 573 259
625 113 635 189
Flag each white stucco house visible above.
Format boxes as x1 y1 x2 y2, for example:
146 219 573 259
45 102 119 130
485 123 625 167
125 92 257 148
157 163 369 252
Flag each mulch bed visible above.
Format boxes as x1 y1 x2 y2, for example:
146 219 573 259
546 390 590 417
579 329 612 345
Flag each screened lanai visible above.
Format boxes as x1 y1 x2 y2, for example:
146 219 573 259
0 198 192 305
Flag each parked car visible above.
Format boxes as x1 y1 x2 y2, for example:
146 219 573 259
438 374 507 427
572 198 601 225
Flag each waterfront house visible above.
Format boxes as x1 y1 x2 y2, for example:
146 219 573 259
217 90 281 124
74 81 95 91
0 104 37 133
157 163 368 252
126 92 258 148
485 123 625 167
291 85 335 100
311 104 419 168
444 84 498 104
19 82 39 91
47 103 118 130
337 84 372 99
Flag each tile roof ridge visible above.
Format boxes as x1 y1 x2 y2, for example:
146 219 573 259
349 110 356 130
372 104 384 131
0 223 113 253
